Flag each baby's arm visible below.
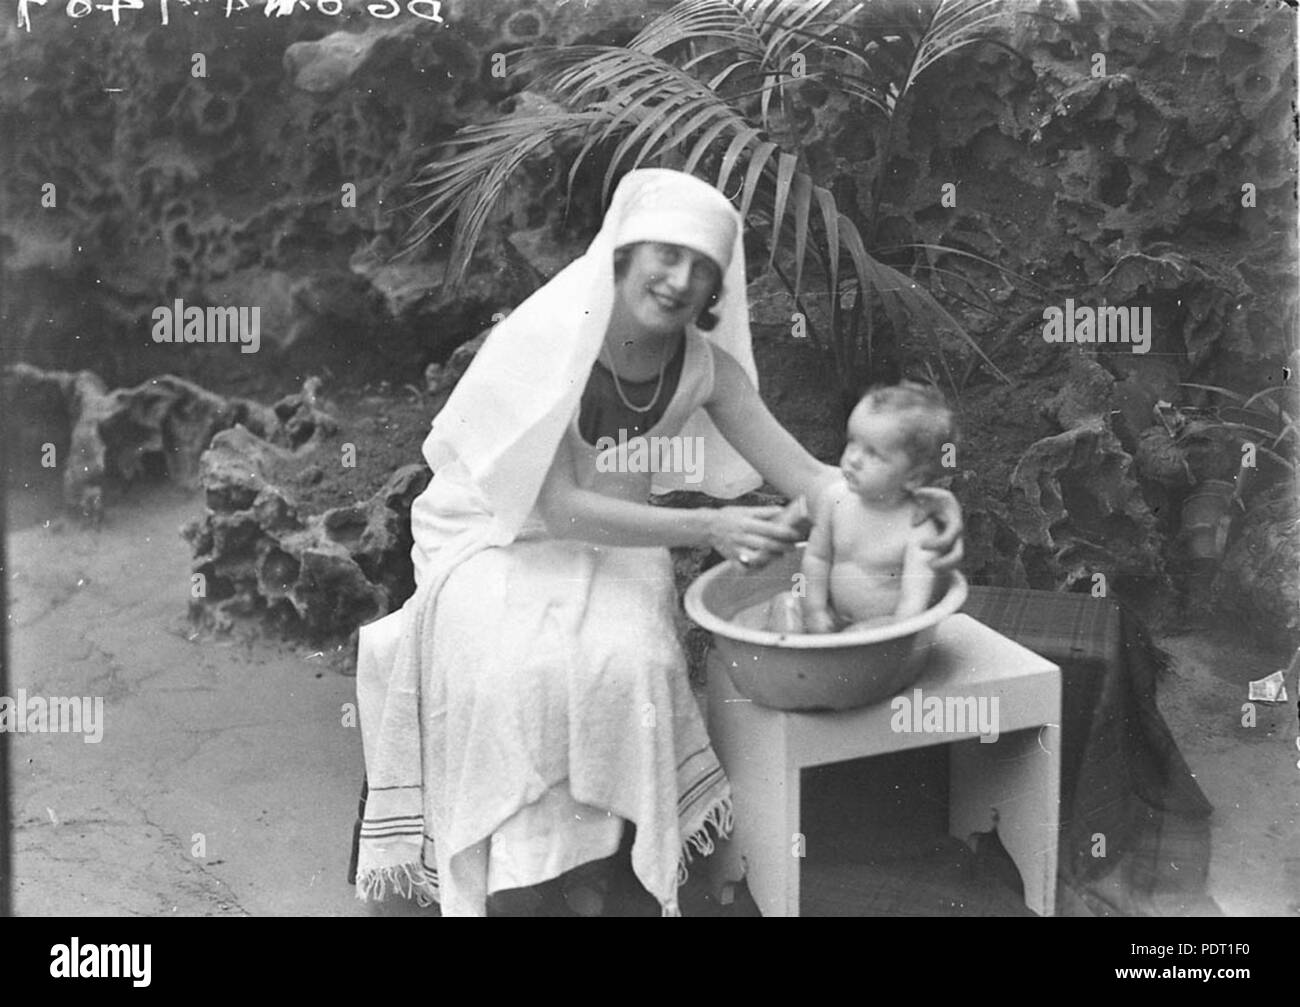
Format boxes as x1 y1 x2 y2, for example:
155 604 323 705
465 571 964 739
894 519 939 620
800 489 838 633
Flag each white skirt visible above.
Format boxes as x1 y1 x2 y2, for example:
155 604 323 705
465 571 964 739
419 534 716 913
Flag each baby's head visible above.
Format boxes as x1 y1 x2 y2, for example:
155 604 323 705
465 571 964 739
841 382 956 502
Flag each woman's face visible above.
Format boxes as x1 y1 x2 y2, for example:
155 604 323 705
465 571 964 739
613 242 721 336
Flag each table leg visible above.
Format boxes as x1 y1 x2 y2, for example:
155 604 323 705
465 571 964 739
949 725 1060 917
707 655 803 916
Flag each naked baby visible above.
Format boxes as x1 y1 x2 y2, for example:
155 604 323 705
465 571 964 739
762 382 957 634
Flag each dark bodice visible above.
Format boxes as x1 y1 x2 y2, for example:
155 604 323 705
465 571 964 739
577 339 687 446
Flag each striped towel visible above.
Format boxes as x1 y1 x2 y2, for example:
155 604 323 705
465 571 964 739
355 534 733 917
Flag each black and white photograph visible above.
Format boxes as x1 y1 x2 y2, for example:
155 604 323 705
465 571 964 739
1 0 1296 941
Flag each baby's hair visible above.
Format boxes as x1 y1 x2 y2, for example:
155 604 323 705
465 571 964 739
855 381 957 482
613 243 723 331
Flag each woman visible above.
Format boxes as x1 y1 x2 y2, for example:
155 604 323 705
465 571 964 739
355 169 963 917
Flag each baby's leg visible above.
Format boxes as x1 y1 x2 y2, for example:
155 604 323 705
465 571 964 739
763 591 806 633
730 598 773 631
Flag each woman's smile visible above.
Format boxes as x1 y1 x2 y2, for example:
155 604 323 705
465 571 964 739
611 243 721 336
649 288 688 313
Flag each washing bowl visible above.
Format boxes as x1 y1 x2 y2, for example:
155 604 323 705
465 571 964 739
683 546 967 711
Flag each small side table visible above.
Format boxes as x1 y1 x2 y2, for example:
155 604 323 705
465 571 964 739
706 613 1061 917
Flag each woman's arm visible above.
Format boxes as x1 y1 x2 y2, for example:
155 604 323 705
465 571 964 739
704 347 841 512
534 432 800 557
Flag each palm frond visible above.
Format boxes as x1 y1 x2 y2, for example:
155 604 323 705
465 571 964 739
878 242 1053 294
512 46 763 203
397 0 1021 388
630 0 763 58
738 140 779 220
837 221 1010 382
903 0 1019 99
399 111 601 266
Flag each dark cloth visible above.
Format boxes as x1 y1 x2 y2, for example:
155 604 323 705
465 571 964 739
963 587 1219 916
577 339 686 446
347 777 366 887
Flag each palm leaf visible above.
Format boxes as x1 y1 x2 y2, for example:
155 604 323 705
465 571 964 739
903 0 1018 99
767 151 798 274
399 112 600 267
681 114 744 175
738 140 779 220
631 0 763 57
398 0 1020 386
812 185 840 297
878 242 1054 294
838 222 1010 382
789 171 812 297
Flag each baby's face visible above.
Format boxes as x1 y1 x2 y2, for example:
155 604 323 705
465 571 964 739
840 406 918 503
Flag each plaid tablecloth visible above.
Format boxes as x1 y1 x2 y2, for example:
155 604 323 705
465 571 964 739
963 586 1219 917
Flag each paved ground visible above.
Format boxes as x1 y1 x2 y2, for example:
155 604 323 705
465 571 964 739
4 486 1298 916
1154 632 1299 916
6 486 364 916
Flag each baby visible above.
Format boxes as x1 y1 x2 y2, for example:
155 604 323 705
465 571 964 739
766 382 957 634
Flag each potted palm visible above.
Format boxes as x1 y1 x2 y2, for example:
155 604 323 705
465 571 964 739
1156 385 1297 563
393 0 1057 409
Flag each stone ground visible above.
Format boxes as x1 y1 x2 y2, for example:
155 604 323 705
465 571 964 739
5 486 1298 916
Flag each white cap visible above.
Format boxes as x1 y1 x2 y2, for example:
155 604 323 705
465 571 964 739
612 172 739 272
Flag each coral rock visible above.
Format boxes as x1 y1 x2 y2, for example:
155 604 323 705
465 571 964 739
185 423 431 641
1214 483 1300 645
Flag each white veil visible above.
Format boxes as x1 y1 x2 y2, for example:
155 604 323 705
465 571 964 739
417 168 763 555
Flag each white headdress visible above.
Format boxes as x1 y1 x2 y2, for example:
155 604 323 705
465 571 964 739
419 168 762 549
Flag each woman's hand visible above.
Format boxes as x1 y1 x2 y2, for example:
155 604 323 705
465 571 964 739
705 505 801 568
910 487 965 573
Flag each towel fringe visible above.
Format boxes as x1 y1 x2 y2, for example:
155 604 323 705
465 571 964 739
675 793 734 887
355 862 441 907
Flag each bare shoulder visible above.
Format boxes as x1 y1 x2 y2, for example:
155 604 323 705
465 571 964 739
817 477 850 518
703 341 758 411
706 340 745 379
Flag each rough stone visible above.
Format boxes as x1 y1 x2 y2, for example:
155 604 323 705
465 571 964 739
1042 355 1115 429
3 364 284 520
1009 403 1162 586
1134 426 1194 488
183 424 431 642
1214 482 1300 645
284 25 409 95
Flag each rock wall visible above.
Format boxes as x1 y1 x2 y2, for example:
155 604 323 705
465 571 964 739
866 1 1297 604
1 0 656 394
